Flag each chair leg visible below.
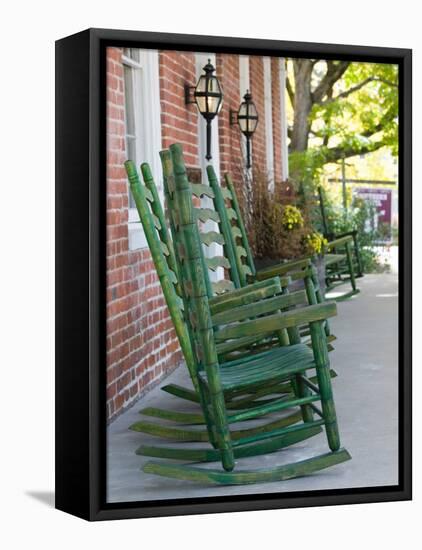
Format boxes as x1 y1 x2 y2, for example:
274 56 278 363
353 232 364 277
293 374 314 424
310 264 331 338
310 321 341 452
345 241 357 293
204 383 235 471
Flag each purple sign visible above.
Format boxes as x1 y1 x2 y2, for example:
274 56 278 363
354 187 392 226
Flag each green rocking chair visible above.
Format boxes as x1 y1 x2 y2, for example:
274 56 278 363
135 143 351 485
125 161 322 446
318 185 364 291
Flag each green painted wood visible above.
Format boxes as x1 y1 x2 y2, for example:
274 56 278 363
228 394 320 423
206 256 231 271
141 162 184 296
127 158 304 444
224 173 257 278
191 182 215 198
214 302 337 342
256 258 311 280
130 410 304 442
202 343 316 391
170 143 235 471
233 418 326 448
212 290 307 326
139 407 205 424
200 230 226 246
212 279 236 294
308 315 341 452
207 169 340 354
324 253 347 266
206 166 241 289
325 234 354 249
142 448 351 485
209 277 282 314
136 425 322 461
124 160 199 392
126 145 349 485
160 384 200 402
194 207 220 223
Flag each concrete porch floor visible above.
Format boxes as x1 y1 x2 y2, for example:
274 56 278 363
107 273 399 503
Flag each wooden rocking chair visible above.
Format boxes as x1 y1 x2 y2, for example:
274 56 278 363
137 143 350 484
203 168 337 344
125 161 322 446
296 185 360 301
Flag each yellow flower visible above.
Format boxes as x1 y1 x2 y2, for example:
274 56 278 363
282 205 303 231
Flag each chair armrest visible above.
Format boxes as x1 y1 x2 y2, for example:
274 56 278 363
255 257 312 280
214 301 337 342
326 235 353 250
212 290 307 326
333 230 358 239
209 277 290 315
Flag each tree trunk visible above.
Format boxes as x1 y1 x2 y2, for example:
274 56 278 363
290 60 313 152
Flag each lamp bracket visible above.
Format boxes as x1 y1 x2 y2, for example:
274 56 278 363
184 84 196 105
229 109 238 126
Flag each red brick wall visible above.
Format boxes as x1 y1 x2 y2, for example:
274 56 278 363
105 49 288 421
271 58 283 183
159 51 199 169
106 47 182 422
249 56 267 178
216 53 243 188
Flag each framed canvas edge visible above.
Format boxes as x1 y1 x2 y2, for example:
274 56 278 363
55 27 412 522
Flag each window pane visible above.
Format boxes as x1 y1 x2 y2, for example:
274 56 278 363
124 66 135 137
123 48 141 63
130 48 140 63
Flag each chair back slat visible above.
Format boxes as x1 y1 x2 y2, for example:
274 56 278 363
124 161 198 388
161 161 240 297
191 183 215 199
169 144 233 464
206 256 231 271
205 170 257 287
212 279 236 294
160 150 215 300
194 207 221 224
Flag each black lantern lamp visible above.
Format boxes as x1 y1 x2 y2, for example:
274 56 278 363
185 60 223 160
230 90 259 169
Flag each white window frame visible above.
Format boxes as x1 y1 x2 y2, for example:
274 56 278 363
238 56 252 180
279 57 289 181
263 57 274 188
122 50 162 250
196 53 223 282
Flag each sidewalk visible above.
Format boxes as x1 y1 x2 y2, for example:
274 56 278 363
107 273 399 503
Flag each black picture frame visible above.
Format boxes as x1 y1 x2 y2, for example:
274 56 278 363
55 27 412 521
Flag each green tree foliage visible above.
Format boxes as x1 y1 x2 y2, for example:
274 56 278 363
286 59 398 184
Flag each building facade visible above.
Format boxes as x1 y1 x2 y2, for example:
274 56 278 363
106 47 289 421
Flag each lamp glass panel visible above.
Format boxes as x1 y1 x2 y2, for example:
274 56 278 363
248 103 258 117
195 95 207 112
247 117 259 133
238 102 248 117
206 95 219 114
207 77 221 94
238 117 248 133
196 76 207 92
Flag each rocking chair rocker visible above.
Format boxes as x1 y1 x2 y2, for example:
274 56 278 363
136 143 350 485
